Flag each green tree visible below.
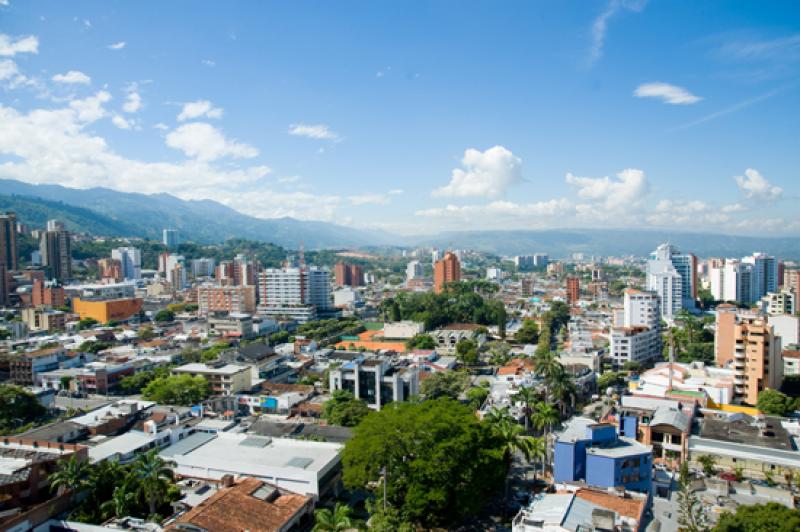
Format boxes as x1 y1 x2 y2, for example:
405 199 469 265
757 388 794 416
405 333 436 350
455 338 479 366
597 371 626 392
141 374 209 405
515 319 539 345
466 386 489 409
697 455 717 477
322 390 372 427
677 461 710 532
313 503 355 532
0 384 46 432
133 450 175 516
714 502 800 532
50 455 91 495
485 408 539 515
516 386 539 431
365 498 414 532
342 399 505 527
419 371 469 400
530 402 559 444
77 317 99 330
153 309 175 323
100 485 137 519
138 326 156 341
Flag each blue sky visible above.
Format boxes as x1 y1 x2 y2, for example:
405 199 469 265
0 0 798 235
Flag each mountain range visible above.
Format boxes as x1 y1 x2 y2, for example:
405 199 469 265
2 179 799 258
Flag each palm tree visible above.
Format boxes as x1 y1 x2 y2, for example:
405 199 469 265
528 436 546 484
549 373 577 417
697 454 717 477
516 386 539 431
101 485 138 519
530 402 559 439
534 351 564 400
49 455 90 495
486 409 537 516
313 503 355 532
133 450 175 517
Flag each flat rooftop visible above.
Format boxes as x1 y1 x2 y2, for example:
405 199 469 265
700 414 793 451
161 432 342 476
174 362 249 375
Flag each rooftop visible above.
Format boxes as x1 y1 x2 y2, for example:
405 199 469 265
173 362 250 375
166 477 310 532
700 414 793 450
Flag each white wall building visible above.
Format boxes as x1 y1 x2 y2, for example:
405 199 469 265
406 260 423 282
111 247 142 280
646 244 695 321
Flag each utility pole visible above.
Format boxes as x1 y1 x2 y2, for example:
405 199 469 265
381 465 387 511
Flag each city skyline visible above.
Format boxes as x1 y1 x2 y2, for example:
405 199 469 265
1 1 798 236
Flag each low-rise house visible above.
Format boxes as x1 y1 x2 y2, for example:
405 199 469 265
431 323 486 354
237 382 315 415
512 488 647 532
617 395 693 466
9 346 63 385
166 476 312 532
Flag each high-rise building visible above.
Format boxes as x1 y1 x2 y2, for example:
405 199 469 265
162 228 179 249
233 254 259 287
533 253 549 269
191 258 216 277
513 255 534 270
334 262 364 287
785 269 800 298
0 263 8 307
257 266 331 322
406 260 423 283
433 252 460 293
742 252 778 302
566 276 580 305
111 247 142 280
646 244 696 321
610 290 662 369
0 212 18 272
197 284 257 315
715 306 782 405
39 224 72 282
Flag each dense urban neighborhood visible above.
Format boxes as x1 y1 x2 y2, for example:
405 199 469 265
2 212 800 531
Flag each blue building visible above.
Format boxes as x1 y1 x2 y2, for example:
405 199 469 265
554 417 652 493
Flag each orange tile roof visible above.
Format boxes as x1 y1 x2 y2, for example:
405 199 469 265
574 489 645 520
167 477 310 532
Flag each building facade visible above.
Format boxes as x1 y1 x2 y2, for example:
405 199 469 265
39 225 72 282
197 285 257 315
328 358 419 410
646 243 696 321
433 251 461 293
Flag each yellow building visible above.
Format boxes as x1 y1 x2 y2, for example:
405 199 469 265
72 297 143 323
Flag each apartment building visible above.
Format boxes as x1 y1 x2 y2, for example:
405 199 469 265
257 266 331 323
197 284 257 315
610 290 662 369
9 346 64 385
715 306 782 405
329 358 419 410
334 262 364 287
646 243 696 321
172 361 255 395
21 306 67 332
433 252 460 293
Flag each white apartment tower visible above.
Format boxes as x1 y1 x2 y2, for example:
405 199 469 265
257 266 331 322
646 243 696 322
406 260 423 282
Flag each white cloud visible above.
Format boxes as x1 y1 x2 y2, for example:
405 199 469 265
565 167 649 210
83 19 92 29
0 34 39 56
111 114 133 130
433 145 522 198
721 203 746 213
416 199 574 229
589 0 647 63
0 100 270 197
288 123 340 141
202 59 216 67
165 122 258 162
107 41 126 50
388 189 404 195
52 70 91 84
0 1 9 7
122 91 142 113
349 193 391 206
0 59 18 80
634 82 701 104
734 168 783 201
68 90 111 122
277 175 302 184
177 100 223 121
153 123 169 131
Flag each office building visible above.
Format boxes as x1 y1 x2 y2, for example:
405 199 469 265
334 262 364 287
258 266 331 322
111 247 142 280
566 275 580 304
163 228 179 249
715 306 782 405
197 284 257 315
39 223 72 282
406 260 423 282
533 253 549 268
0 262 7 307
553 418 652 493
329 358 419 410
646 243 696 321
433 251 460 293
513 255 534 270
0 212 17 271
73 297 143 323
191 257 216 277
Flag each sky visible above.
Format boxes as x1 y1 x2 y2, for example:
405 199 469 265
0 0 799 236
